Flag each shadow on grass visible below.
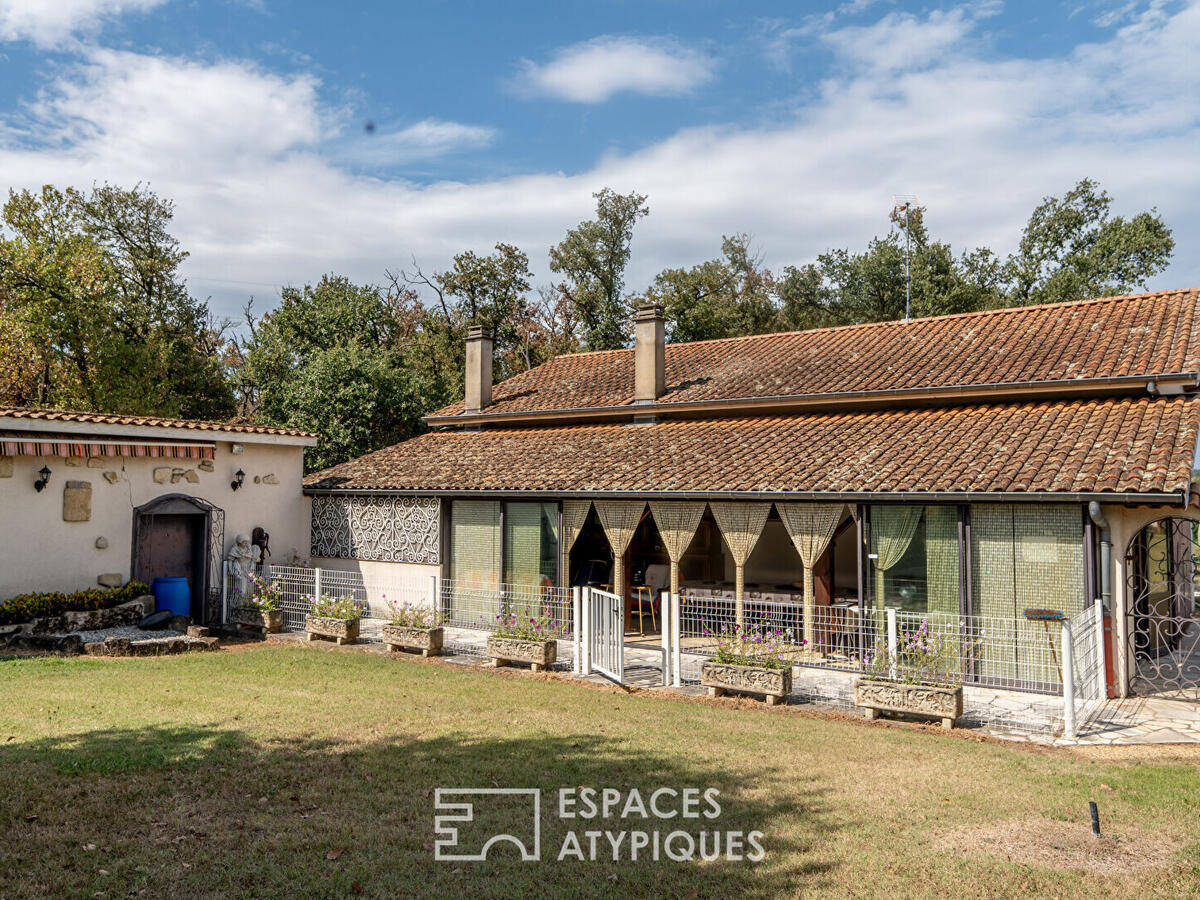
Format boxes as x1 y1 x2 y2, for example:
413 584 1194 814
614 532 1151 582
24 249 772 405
0 725 837 899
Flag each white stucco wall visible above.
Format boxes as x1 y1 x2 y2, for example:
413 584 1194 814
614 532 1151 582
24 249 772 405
310 557 440 617
0 439 310 599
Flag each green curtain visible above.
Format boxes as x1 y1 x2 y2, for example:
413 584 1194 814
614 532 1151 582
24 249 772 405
450 500 502 626
925 507 960 616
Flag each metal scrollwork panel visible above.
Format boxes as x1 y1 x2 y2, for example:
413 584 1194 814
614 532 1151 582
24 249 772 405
1126 516 1200 698
311 495 440 564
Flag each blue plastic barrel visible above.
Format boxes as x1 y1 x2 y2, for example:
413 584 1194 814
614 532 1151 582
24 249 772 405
152 577 191 617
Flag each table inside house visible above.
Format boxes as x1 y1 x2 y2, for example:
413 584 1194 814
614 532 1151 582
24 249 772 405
682 586 861 656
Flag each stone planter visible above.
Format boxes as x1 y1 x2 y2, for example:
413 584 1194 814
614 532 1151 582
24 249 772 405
486 636 557 672
700 661 792 705
305 615 360 645
231 607 283 634
855 679 964 730
382 624 443 657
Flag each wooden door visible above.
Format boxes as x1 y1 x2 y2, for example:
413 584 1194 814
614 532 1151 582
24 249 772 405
135 514 203 615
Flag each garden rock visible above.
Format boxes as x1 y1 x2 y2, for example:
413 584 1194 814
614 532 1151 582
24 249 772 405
138 610 174 631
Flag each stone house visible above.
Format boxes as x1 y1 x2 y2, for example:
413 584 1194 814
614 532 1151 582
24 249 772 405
0 408 316 621
304 289 1200 704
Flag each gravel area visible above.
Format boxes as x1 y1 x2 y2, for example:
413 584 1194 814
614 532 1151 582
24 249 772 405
50 625 187 644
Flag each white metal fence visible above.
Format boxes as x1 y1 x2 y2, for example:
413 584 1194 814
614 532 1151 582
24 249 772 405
675 593 1079 695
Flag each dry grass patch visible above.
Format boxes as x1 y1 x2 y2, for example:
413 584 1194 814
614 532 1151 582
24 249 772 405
941 817 1181 875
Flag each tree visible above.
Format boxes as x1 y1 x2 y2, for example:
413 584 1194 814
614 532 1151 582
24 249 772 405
639 235 777 343
238 275 445 471
403 243 535 383
549 188 649 350
0 184 234 418
1004 178 1174 306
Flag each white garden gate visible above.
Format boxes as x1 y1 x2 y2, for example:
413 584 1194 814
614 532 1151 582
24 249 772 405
586 587 624 684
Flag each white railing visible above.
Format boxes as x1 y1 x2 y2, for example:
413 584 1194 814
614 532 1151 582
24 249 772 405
439 578 574 639
675 593 1082 695
1068 603 1108 738
264 565 434 631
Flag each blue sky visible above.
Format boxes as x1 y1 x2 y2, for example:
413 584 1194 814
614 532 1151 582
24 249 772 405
0 0 1197 318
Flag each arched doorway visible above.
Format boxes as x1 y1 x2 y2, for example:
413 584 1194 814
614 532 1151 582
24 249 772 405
1125 516 1200 697
130 494 225 624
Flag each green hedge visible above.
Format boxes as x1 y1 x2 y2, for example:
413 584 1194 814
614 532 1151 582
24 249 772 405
0 581 150 626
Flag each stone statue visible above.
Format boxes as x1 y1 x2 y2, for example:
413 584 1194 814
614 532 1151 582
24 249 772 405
226 533 261 604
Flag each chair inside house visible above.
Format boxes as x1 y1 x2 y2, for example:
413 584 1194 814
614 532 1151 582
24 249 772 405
631 563 669 635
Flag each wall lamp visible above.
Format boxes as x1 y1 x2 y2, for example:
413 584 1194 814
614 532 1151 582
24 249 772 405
231 469 246 491
34 465 52 492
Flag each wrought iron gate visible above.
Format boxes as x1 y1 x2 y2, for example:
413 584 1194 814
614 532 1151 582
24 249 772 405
588 587 624 684
1126 517 1200 697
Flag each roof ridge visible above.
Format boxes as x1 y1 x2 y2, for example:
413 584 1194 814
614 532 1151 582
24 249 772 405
0 405 315 436
654 287 1200 353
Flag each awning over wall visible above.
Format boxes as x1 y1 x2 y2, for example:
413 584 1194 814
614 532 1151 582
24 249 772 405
0 437 215 459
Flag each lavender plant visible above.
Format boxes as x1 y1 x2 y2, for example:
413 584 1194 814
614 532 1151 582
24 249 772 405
708 622 796 670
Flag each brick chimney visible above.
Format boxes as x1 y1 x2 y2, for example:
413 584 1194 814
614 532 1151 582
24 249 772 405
634 303 665 403
464 325 493 413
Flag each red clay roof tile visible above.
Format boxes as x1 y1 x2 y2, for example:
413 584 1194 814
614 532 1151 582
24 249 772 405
306 396 1200 497
430 289 1200 419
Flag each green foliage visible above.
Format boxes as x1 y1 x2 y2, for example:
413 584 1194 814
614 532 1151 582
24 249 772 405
1004 178 1174 306
0 184 234 418
386 599 440 628
861 618 974 687
549 188 649 350
0 581 149 626
241 574 282 612
238 274 448 471
638 235 777 343
309 595 360 620
493 606 565 640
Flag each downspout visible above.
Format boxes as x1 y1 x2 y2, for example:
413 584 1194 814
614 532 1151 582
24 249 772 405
1086 501 1111 611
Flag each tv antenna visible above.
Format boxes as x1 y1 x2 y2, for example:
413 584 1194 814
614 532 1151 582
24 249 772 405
891 194 919 320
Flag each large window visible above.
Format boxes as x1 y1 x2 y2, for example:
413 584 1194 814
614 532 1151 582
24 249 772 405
450 500 501 589
503 502 559 590
868 506 959 614
970 504 1083 686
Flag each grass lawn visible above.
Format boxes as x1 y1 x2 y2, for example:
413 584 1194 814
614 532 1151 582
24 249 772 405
1 644 1198 899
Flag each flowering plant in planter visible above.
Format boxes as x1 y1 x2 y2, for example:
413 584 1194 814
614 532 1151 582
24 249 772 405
310 595 360 620
860 618 969 687
707 622 795 670
855 617 974 730
240 573 282 612
305 594 361 645
382 595 443 657
493 605 565 641
387 596 440 628
487 603 562 671
701 621 796 704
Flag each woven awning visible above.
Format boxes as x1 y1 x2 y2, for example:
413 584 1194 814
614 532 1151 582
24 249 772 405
0 437 215 459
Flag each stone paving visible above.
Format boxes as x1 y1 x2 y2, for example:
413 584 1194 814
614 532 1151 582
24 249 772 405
266 624 1198 746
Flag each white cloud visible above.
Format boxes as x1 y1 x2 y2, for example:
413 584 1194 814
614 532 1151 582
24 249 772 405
816 3 1000 73
0 0 166 47
0 4 1197 322
339 119 496 167
512 36 715 103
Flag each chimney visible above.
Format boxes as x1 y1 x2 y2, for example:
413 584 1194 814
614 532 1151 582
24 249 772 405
464 324 493 413
634 303 665 403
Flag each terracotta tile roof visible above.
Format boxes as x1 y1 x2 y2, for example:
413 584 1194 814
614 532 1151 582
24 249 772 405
430 289 1200 419
0 407 316 438
306 396 1200 498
